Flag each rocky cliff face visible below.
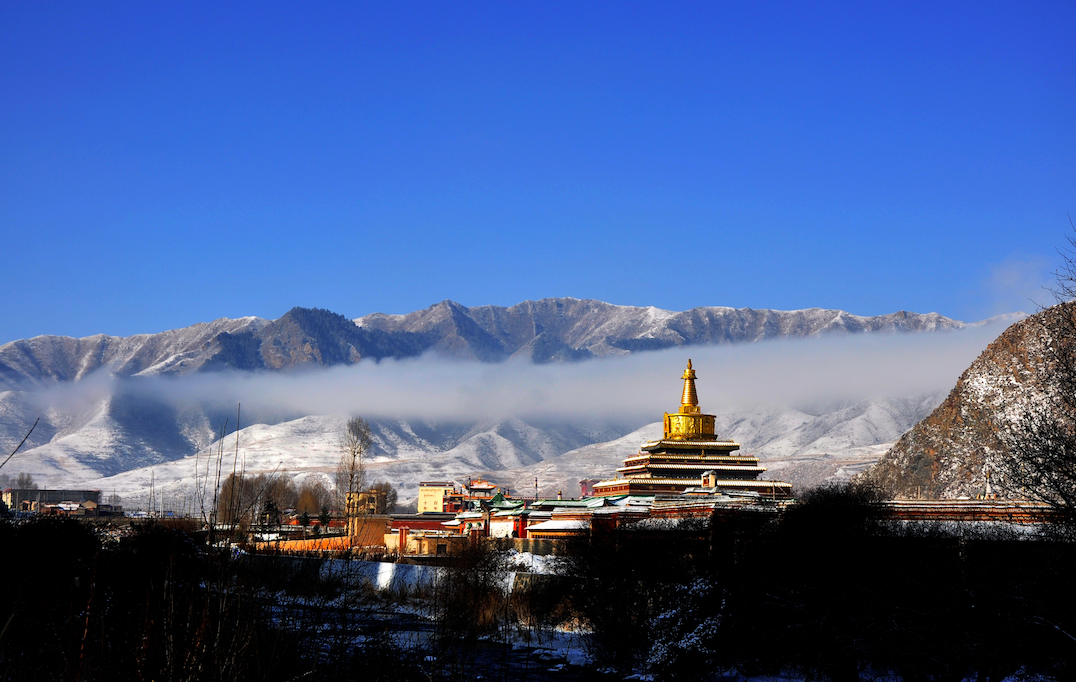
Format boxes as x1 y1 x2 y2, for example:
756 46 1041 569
861 305 1064 499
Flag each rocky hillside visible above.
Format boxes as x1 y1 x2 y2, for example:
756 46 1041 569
0 308 430 389
0 316 268 388
861 306 1064 499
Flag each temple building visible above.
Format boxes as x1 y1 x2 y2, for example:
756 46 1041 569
591 360 793 499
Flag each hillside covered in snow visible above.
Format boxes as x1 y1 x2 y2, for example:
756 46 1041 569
72 393 943 510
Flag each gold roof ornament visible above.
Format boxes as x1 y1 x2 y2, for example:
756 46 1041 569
680 359 700 414
663 359 717 441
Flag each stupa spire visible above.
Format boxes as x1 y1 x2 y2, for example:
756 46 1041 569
663 360 715 440
680 359 700 414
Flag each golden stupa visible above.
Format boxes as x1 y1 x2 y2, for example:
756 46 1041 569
591 360 793 499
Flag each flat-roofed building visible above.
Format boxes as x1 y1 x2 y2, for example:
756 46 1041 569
417 481 456 513
2 488 101 513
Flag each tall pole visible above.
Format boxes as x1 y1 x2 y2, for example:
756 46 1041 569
210 419 227 545
229 404 241 532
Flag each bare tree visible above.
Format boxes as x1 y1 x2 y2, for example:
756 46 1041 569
296 476 333 514
216 473 253 526
14 472 37 490
998 221 1076 526
0 472 32 490
370 481 398 514
336 417 372 520
263 472 298 511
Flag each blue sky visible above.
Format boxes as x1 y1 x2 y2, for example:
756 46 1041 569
2 2 1073 341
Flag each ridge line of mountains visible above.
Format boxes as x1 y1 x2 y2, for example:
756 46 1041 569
1 297 977 389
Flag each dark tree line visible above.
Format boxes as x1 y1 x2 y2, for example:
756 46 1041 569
0 518 550 682
0 472 36 490
213 472 395 527
0 519 300 681
2 495 1076 682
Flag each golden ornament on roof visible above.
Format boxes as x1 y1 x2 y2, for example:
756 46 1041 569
664 359 716 440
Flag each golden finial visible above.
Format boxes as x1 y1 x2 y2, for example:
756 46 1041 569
680 359 699 413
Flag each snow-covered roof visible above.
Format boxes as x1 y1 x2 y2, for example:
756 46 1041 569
527 520 589 532
493 508 528 517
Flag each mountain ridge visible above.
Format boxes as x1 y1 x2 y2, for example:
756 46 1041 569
0 297 993 501
1 298 969 390
357 298 967 362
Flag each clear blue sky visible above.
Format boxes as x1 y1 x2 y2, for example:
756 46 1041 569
2 2 1073 341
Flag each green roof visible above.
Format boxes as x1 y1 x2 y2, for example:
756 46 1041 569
533 499 589 508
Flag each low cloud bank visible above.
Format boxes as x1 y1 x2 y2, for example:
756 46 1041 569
21 319 1014 424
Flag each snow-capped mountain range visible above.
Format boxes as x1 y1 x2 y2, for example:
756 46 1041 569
0 298 1005 507
1 298 967 388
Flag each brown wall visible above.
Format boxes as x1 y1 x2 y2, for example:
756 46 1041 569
347 515 392 547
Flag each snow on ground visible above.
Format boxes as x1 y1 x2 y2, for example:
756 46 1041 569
505 549 564 575
75 414 632 509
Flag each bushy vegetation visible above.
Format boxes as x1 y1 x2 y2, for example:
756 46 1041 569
566 483 1076 681
0 518 417 681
